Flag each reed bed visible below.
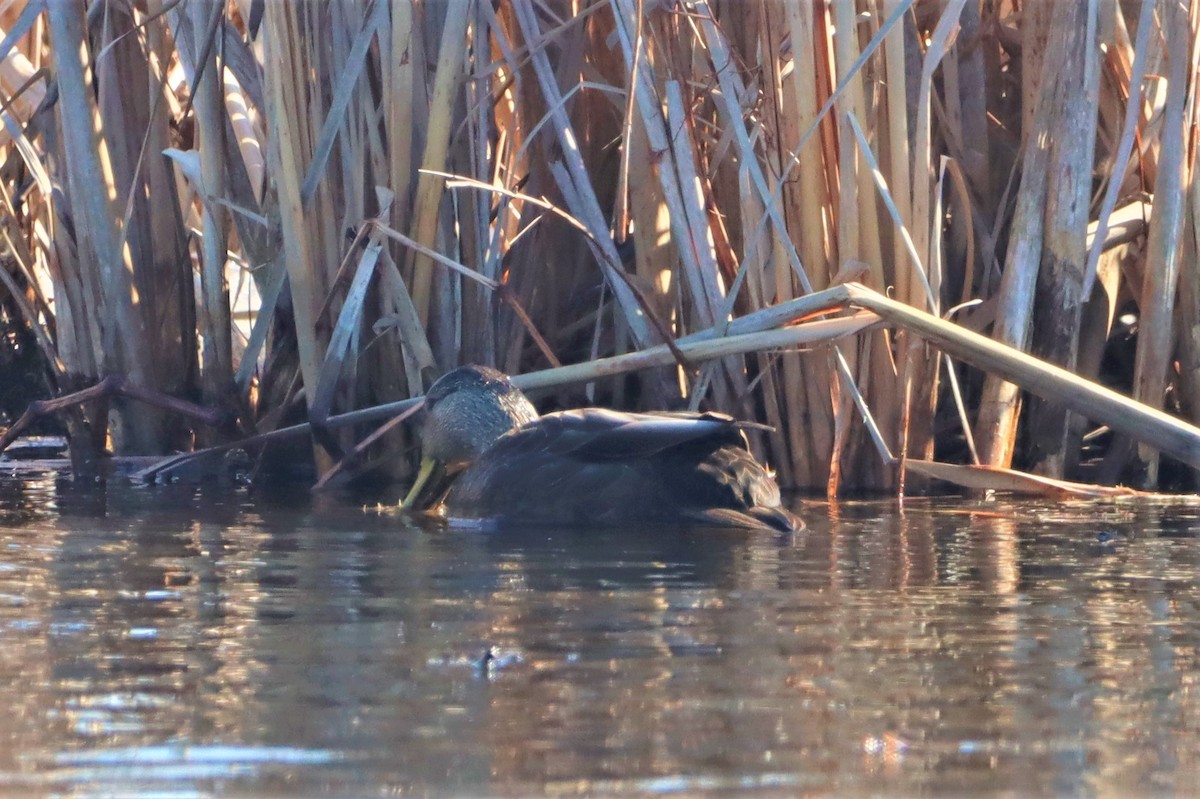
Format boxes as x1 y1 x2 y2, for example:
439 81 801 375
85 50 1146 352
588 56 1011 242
0 1 1196 493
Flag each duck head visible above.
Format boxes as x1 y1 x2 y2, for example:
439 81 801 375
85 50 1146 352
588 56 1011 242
401 366 538 511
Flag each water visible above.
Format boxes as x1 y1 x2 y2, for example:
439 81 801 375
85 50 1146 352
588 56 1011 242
1 464 1198 796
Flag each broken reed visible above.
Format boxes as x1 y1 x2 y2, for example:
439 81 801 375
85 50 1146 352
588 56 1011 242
0 1 1194 491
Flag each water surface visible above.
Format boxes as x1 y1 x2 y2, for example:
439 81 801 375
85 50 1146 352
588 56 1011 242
0 464 1198 795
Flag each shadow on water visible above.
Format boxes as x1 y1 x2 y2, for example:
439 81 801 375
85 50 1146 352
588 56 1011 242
0 464 1199 795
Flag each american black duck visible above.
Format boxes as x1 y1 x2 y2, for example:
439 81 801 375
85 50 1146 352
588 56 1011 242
401 365 803 532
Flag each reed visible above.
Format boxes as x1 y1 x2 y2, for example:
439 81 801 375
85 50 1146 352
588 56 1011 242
0 1 1197 493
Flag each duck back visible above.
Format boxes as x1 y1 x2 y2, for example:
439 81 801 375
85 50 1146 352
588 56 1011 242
446 409 801 531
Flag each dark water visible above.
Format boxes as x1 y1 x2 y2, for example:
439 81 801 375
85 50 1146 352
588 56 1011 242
1 465 1198 796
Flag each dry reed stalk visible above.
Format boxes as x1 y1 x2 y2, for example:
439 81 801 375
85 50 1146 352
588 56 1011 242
513 315 879 392
45 217 102 387
403 7 467 331
954 0 987 197
894 0 966 476
1177 214 1200 441
834 0 897 491
611 0 641 244
385 1 417 227
831 1 876 288
694 3 810 293
781 1 836 487
904 460 1144 499
881 0 912 294
1130 0 1191 487
310 7 420 457
379 244 437 376
1023 1 1099 478
112 4 198 451
1178 0 1200 451
382 1 433 402
486 4 543 376
188 2 233 420
48 1 156 453
262 4 331 469
849 110 946 479
843 282 1200 472
1020 1 1054 140
696 1 824 477
235 259 287 394
0 5 45 141
304 5 382 207
624 114 676 342
519 0 658 358
1108 4 1162 187
455 3 494 368
1083 0 1155 297
827 0 863 495
310 239 382 425
909 0 964 309
750 17 799 485
661 80 745 412
374 219 560 369
974 4 1073 469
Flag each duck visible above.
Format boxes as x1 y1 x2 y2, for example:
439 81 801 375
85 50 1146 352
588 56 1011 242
401 365 803 532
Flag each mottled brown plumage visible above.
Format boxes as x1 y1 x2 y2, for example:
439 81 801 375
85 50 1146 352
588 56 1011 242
402 366 803 532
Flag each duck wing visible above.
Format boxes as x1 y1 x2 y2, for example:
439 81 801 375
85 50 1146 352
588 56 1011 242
446 407 801 531
532 408 759 461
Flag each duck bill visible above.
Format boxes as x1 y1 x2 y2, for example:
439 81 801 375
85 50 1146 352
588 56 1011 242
401 456 454 511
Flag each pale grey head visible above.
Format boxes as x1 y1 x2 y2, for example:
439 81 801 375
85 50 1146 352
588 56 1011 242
419 366 538 463
402 366 538 510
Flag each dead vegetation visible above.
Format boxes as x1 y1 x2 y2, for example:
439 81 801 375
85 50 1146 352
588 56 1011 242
0 1 1198 496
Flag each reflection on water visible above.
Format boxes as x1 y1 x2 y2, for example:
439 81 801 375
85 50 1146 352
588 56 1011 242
0 463 1198 795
